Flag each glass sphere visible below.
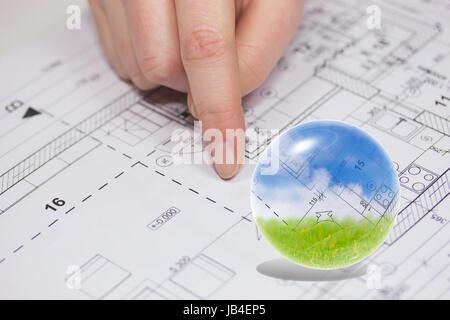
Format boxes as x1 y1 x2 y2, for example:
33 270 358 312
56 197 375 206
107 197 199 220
251 121 399 269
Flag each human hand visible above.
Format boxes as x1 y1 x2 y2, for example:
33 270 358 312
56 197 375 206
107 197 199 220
89 0 304 179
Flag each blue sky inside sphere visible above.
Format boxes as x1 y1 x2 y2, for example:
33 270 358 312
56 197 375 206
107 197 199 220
251 121 400 223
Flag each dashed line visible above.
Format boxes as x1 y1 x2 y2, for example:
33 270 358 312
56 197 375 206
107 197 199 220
31 232 41 240
48 219 59 227
189 188 199 194
132 163 239 218
224 206 234 213
206 197 216 203
82 195 92 202
13 245 24 254
107 145 116 151
98 183 108 190
155 170 165 176
75 128 85 134
61 120 71 126
114 171 124 179
254 192 286 222
1 159 250 265
90 137 101 143
172 179 182 186
65 206 75 214
147 150 156 157
131 161 149 168
122 153 132 159
138 162 148 168
131 161 140 168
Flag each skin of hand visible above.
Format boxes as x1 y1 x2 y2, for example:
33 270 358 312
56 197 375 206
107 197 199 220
89 0 304 179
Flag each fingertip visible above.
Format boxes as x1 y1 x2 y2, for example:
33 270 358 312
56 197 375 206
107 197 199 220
214 162 241 180
207 122 246 180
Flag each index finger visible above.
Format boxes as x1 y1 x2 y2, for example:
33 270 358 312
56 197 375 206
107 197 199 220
174 0 245 180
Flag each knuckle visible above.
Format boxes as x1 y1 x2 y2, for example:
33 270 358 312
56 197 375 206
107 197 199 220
182 26 227 62
139 55 179 84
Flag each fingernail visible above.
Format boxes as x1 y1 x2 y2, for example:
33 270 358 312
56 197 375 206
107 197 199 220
214 162 240 180
187 93 198 119
211 140 241 180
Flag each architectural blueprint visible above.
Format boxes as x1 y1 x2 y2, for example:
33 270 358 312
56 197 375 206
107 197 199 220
0 0 449 299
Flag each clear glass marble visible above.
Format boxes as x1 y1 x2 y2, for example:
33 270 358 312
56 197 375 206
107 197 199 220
251 121 399 269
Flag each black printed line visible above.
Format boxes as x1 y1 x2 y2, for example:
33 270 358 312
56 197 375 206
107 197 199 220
172 179 182 185
254 192 283 221
65 206 75 214
281 219 288 226
107 145 116 151
90 137 101 143
13 245 24 253
122 153 132 159
31 232 41 240
82 195 92 202
224 206 234 213
189 188 199 194
48 219 59 227
114 171 124 179
138 162 148 168
132 161 149 169
206 197 216 203
0 258 5 264
98 183 108 190
147 150 156 157
131 161 140 167
155 170 165 176
428 181 446 199
242 216 252 222
61 120 71 126
44 110 55 118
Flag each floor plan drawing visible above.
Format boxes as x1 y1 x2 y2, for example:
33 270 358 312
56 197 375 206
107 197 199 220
0 0 448 299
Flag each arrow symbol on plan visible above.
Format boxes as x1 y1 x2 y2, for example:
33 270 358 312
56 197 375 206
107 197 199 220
22 107 41 119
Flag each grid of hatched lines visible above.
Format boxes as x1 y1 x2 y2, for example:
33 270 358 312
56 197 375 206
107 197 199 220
0 89 141 195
